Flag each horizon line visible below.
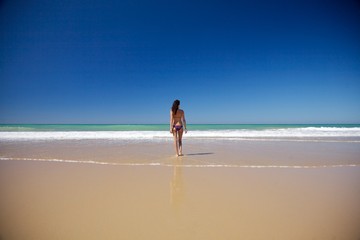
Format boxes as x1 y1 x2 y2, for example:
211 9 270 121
1 123 359 125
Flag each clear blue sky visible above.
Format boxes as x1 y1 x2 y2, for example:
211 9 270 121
1 0 359 124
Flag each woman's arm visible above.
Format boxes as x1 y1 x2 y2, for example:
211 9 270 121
182 111 187 133
170 110 173 133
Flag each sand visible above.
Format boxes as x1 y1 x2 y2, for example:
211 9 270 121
1 139 360 239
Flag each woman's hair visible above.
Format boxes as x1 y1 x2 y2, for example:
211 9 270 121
172 99 180 116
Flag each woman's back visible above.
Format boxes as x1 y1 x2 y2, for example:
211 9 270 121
172 109 184 125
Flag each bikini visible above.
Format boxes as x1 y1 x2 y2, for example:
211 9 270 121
172 110 183 132
173 125 183 131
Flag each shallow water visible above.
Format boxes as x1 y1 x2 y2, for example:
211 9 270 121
1 139 360 168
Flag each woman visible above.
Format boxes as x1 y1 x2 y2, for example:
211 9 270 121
170 99 187 156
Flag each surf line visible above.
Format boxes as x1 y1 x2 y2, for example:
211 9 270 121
0 157 359 169
0 157 161 166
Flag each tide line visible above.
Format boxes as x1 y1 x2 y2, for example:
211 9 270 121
0 157 161 166
0 157 359 169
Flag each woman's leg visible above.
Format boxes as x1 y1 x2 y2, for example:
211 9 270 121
178 129 184 156
173 130 179 156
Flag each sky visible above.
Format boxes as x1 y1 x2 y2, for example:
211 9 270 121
0 0 359 124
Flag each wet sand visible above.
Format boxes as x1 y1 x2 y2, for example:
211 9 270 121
1 140 360 239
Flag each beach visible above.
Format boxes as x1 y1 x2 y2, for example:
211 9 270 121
1 130 360 240
2 0 360 238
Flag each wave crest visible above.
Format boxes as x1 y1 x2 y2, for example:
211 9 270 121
0 127 360 141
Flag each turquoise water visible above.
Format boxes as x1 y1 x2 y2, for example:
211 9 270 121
0 124 359 132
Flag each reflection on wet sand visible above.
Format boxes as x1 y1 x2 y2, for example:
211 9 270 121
170 158 184 212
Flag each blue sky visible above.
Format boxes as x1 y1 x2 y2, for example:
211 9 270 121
1 0 359 124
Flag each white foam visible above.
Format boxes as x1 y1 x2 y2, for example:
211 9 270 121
0 127 360 141
0 131 167 140
0 157 358 169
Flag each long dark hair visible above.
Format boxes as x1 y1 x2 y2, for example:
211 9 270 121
171 99 180 116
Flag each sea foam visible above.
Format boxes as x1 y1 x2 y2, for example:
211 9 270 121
0 157 359 168
0 127 360 141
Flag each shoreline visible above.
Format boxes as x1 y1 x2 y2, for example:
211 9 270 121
1 157 359 169
1 139 359 167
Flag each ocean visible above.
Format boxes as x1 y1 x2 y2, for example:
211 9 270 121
0 124 360 141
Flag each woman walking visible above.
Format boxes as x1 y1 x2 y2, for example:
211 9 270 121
170 99 187 156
